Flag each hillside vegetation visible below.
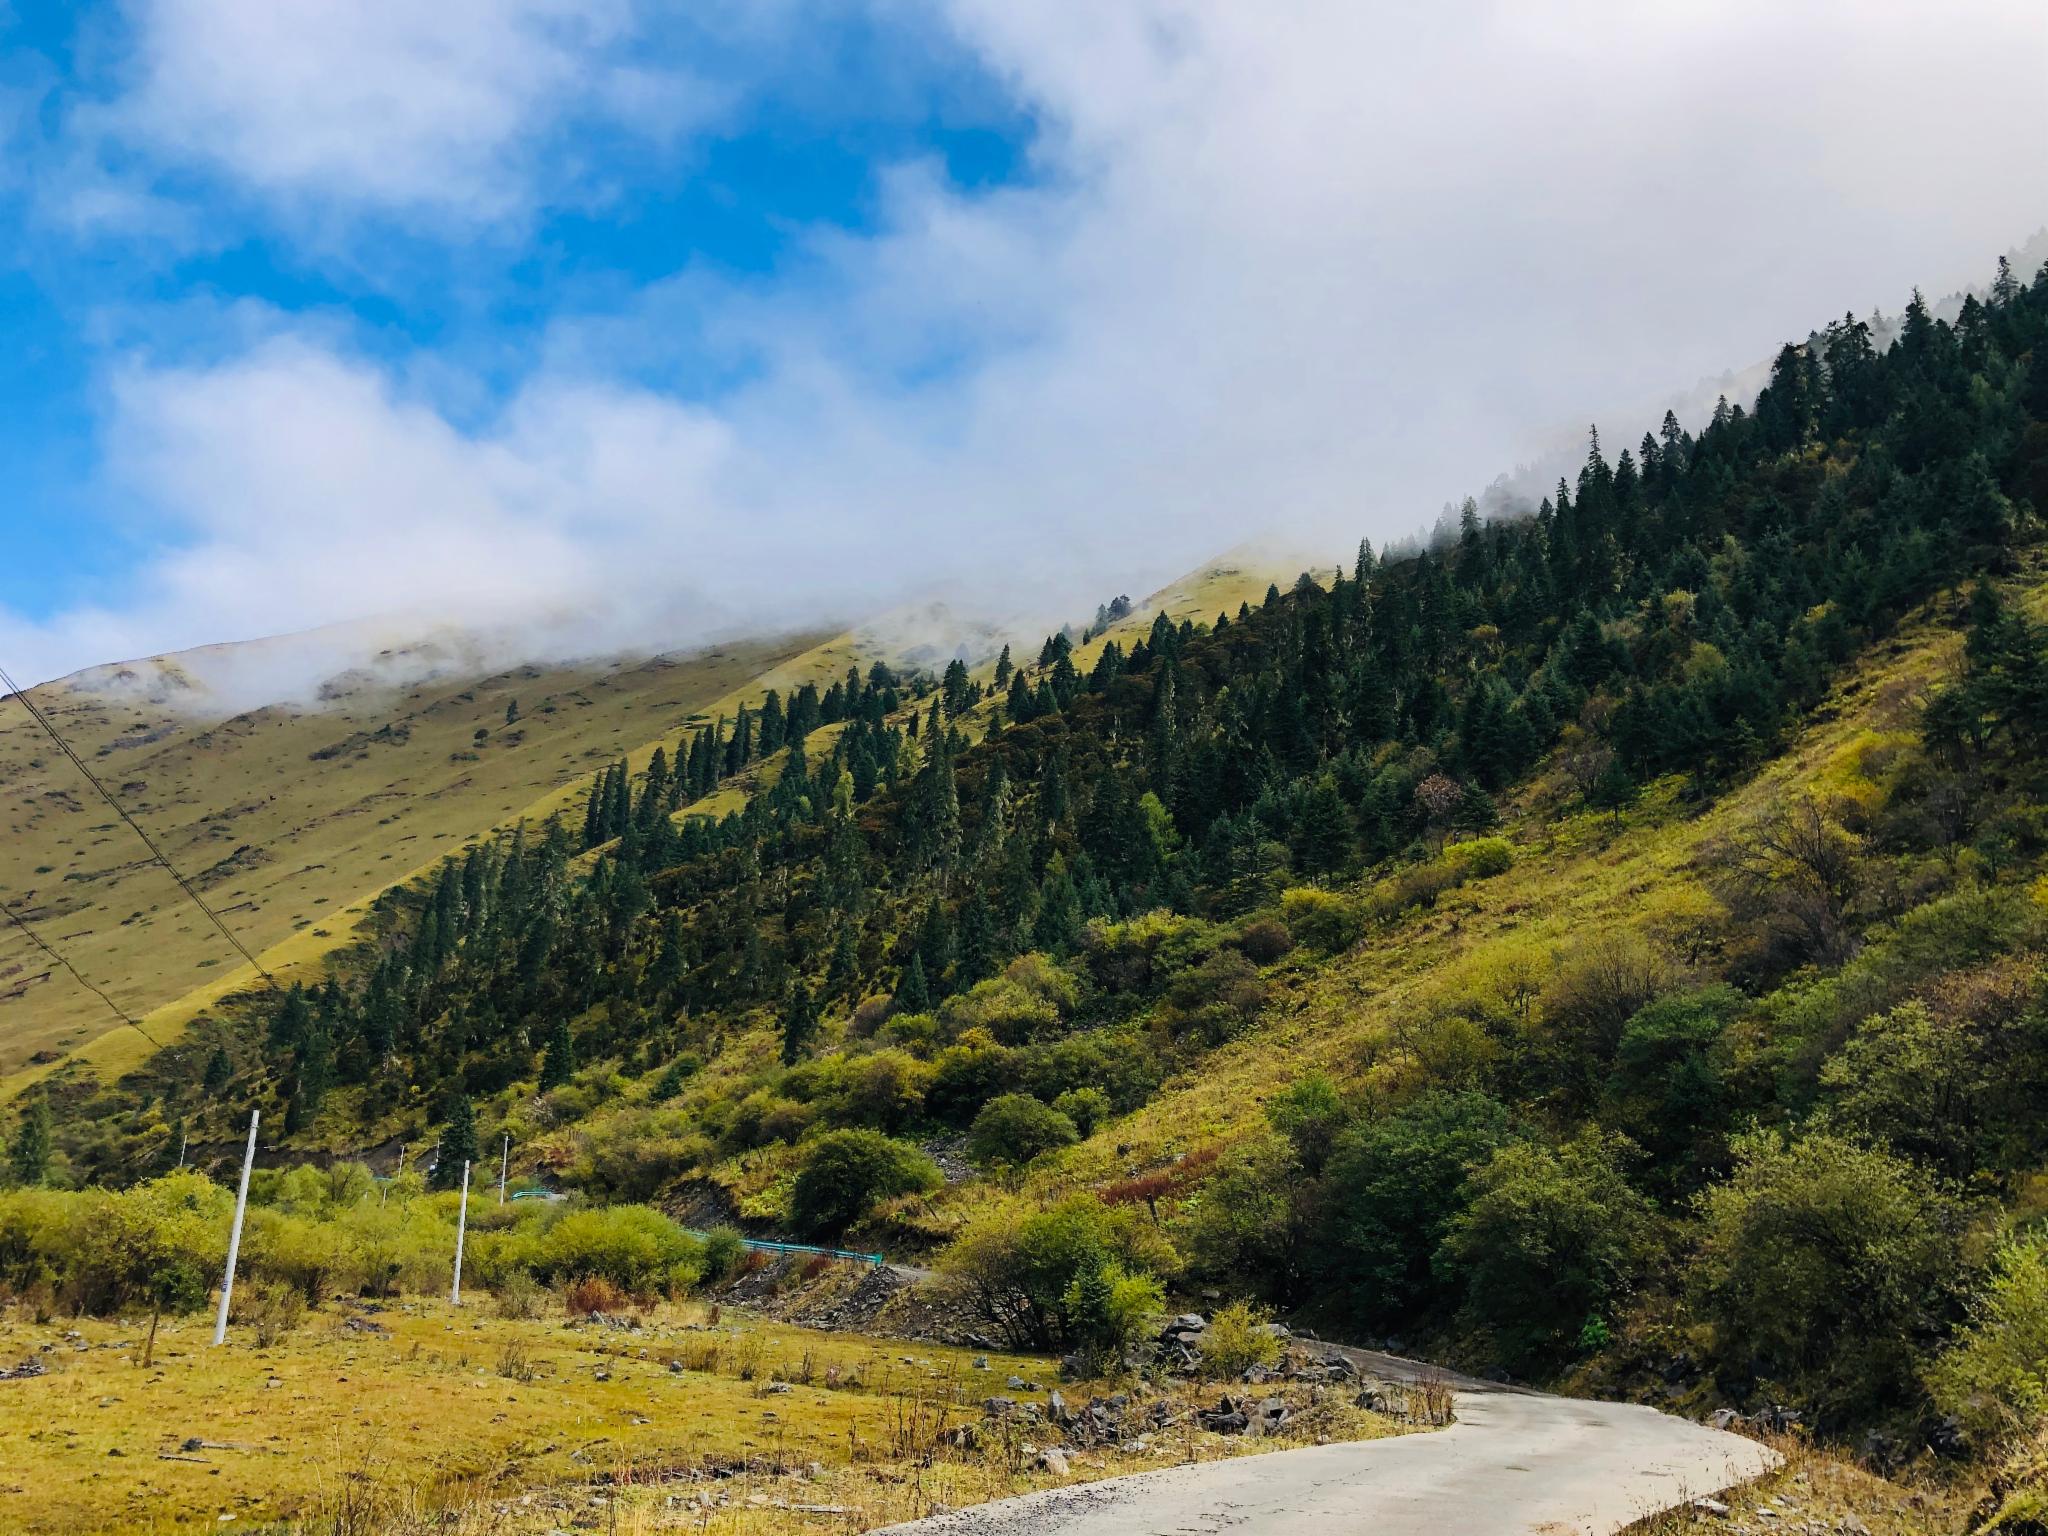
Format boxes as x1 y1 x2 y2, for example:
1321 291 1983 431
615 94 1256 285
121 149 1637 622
10 258 2048 1525
0 626 841 1079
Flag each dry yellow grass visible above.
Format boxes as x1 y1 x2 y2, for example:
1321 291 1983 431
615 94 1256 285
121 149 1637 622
0 1291 1399 1536
1619 1431 1971 1535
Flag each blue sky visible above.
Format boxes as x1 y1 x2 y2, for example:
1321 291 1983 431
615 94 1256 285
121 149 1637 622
1 1 2043 691
0 1 1034 623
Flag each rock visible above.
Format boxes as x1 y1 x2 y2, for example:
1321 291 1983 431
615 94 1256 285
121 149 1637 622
1199 1393 1251 1435
761 1382 792 1394
1707 1408 1742 1431
983 1396 1019 1418
1172 1313 1206 1332
1037 1447 1070 1475
1926 1415 1968 1459
1693 1498 1730 1516
1007 1375 1027 1389
1047 1390 1069 1422
972 1356 990 1371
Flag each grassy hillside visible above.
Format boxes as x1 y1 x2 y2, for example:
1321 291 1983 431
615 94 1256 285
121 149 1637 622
0 628 835 1079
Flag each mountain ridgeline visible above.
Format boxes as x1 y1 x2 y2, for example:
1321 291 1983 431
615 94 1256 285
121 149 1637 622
27 259 2048 1442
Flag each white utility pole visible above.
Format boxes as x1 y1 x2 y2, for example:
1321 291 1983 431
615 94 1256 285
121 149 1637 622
498 1132 509 1205
176 1127 188 1170
450 1159 472 1306
212 1110 259 1345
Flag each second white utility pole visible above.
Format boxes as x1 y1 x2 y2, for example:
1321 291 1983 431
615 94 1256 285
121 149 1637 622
498 1132 509 1205
450 1159 472 1306
212 1109 258 1346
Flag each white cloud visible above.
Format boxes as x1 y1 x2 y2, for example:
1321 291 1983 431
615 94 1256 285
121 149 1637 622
9 0 2047 690
97 0 714 220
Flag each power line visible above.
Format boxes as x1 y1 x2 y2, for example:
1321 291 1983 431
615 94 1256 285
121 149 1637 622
0 896 157 1047
0 661 277 990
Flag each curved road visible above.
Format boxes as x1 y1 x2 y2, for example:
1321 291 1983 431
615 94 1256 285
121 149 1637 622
882 1345 1776 1536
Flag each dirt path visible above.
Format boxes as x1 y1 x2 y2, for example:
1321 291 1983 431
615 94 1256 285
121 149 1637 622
879 1345 1776 1536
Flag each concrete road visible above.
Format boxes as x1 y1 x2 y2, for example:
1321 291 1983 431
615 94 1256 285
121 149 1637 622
880 1345 1777 1536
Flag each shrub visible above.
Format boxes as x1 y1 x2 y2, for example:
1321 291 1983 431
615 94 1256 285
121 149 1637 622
651 1054 703 1100
1319 1090 1518 1323
1052 1087 1112 1138
1063 1260 1163 1373
235 1277 307 1347
700 1225 748 1282
1176 1135 1295 1287
1375 859 1462 918
562 1274 630 1316
968 1094 1079 1168
1266 1072 1347 1176
1280 886 1365 953
1438 1133 1661 1372
831 1050 931 1133
1231 918 1294 966
1606 985 1741 1191
789 1131 942 1238
1445 836 1514 879
1929 1234 2048 1438
926 1035 1023 1125
941 1194 1178 1352
1159 950 1267 1044
1692 1129 1964 1417
1200 1299 1283 1379
1541 931 1670 1076
537 1206 704 1294
492 1268 545 1320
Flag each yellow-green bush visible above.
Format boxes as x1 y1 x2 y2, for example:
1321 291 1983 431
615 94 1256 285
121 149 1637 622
1280 886 1366 952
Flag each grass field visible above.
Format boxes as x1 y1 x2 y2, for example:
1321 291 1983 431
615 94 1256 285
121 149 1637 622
0 1288 1397 1535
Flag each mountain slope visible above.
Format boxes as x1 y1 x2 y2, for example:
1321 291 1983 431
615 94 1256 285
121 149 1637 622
0 628 827 1078
13 258 2048 1481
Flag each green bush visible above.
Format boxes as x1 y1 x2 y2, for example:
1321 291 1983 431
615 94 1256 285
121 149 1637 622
1438 1133 1661 1372
942 1194 1178 1352
1929 1233 2048 1438
1693 1129 1964 1417
536 1205 704 1294
1199 1299 1284 1379
1606 985 1741 1190
1051 1087 1111 1138
926 1036 1023 1125
700 1224 749 1282
1266 1072 1346 1176
789 1130 942 1238
968 1094 1079 1168
1158 949 1267 1044
1445 836 1514 878
1280 886 1366 952
1177 1134 1296 1289
1062 1260 1163 1373
1319 1090 1518 1323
